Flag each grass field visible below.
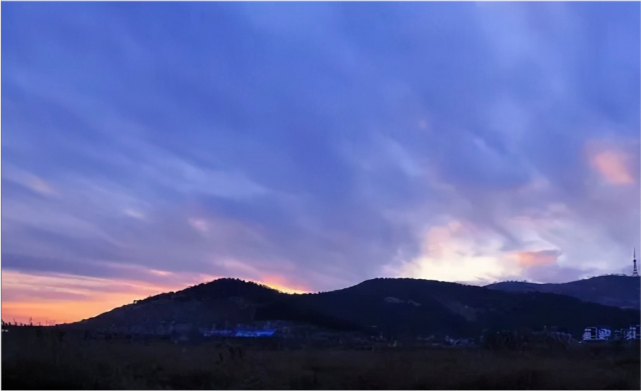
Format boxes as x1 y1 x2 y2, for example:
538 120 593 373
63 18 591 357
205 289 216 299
2 327 640 390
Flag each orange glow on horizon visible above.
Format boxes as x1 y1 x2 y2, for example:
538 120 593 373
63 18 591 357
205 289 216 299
259 275 311 294
2 295 143 325
1 269 312 325
1 270 186 325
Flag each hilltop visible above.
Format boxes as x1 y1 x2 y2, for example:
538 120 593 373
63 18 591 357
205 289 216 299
69 277 640 340
486 275 640 309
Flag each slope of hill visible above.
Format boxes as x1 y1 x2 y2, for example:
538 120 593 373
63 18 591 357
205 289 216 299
70 277 641 340
486 275 641 309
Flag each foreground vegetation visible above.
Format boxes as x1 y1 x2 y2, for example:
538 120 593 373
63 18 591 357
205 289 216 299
2 327 640 390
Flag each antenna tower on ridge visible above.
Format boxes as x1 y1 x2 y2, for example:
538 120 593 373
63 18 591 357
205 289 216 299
633 248 639 277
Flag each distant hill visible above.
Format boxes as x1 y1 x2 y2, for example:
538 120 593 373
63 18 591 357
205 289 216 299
486 275 640 310
69 277 640 340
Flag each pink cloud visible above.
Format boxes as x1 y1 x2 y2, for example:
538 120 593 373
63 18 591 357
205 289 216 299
512 249 561 267
586 140 637 185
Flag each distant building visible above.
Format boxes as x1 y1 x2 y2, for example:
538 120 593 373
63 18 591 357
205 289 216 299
582 327 610 341
202 327 278 338
583 325 640 341
234 330 277 338
625 325 640 340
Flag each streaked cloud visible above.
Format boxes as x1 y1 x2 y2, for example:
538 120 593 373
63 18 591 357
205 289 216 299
3 166 58 196
1 2 638 322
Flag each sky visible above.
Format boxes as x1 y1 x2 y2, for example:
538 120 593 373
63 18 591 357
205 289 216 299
2 2 640 325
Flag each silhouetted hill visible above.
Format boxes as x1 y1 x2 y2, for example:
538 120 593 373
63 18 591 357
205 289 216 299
70 277 640 340
486 275 641 309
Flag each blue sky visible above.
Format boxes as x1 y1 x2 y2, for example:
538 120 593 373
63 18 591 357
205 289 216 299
2 2 639 322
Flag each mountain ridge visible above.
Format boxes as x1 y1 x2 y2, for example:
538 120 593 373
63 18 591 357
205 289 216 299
485 275 640 309
67 276 640 340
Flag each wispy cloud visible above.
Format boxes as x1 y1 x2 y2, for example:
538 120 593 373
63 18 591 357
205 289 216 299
1 2 639 322
4 170 57 196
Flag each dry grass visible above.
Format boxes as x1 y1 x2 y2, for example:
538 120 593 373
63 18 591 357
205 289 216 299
2 328 639 390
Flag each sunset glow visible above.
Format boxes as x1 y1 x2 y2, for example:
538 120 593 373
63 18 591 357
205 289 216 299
2 270 312 324
2 2 638 323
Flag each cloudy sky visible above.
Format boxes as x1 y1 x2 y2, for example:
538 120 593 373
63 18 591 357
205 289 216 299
2 2 639 324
